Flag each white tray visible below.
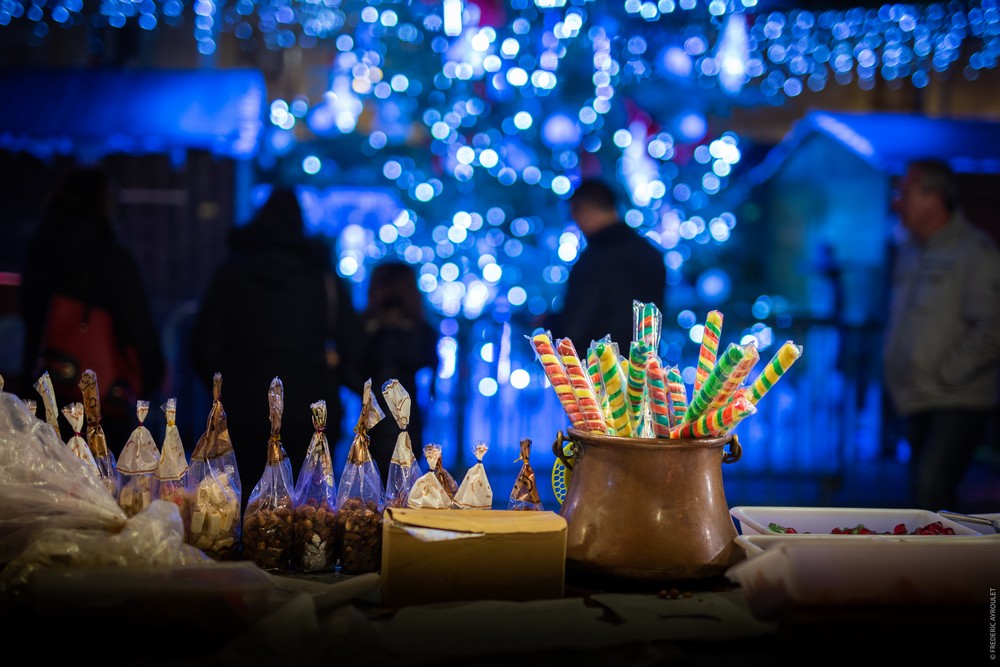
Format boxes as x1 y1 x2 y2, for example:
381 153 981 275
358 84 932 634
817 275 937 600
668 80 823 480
734 532 1000 559
726 539 1000 619
729 506 979 537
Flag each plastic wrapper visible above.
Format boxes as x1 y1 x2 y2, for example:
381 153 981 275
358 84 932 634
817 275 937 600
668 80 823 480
292 400 338 573
156 398 192 541
116 401 160 518
383 379 422 508
33 372 62 441
61 402 98 470
23 399 37 419
509 438 543 511
454 442 493 510
78 369 120 499
188 373 241 560
0 389 126 566
590 338 632 437
335 379 385 574
1 500 210 595
243 377 295 573
406 444 454 509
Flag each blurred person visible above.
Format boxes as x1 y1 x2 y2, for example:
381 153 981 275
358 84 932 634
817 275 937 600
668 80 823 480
358 260 440 487
883 159 1000 512
189 185 365 507
20 166 166 451
539 177 667 352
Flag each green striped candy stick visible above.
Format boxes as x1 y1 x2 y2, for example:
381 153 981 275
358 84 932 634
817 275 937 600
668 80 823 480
749 341 803 404
586 344 612 426
684 342 747 424
625 340 649 430
666 365 688 426
596 341 631 436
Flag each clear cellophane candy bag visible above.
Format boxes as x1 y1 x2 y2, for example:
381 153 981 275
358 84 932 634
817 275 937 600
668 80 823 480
335 379 386 574
188 373 242 560
509 438 543 511
61 402 99 471
156 397 193 540
407 444 454 509
116 401 161 518
243 377 295 573
79 369 120 499
382 379 422 508
292 400 338 573
454 442 493 510
33 372 61 439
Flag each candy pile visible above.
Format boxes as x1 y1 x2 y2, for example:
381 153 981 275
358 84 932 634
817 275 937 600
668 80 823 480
532 302 803 440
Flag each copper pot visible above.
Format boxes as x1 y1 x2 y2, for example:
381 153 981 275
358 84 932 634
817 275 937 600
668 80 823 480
553 427 745 582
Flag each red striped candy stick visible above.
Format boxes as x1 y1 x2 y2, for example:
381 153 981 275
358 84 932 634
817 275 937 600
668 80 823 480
645 353 673 438
694 310 723 393
531 332 585 429
671 393 756 439
706 341 760 412
666 365 688 427
556 337 607 434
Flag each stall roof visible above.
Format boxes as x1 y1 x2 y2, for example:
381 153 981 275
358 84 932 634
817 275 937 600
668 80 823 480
746 110 1000 187
0 67 265 161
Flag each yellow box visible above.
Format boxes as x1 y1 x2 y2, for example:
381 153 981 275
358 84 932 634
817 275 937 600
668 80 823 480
380 508 567 608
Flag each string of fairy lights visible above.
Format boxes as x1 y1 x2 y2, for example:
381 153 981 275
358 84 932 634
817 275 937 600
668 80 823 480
2 0 998 338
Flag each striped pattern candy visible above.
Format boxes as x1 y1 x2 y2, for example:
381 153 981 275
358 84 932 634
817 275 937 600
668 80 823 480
596 341 632 437
586 345 612 427
556 337 608 434
694 310 723 393
749 341 803 404
706 341 761 412
684 342 747 424
639 301 661 347
645 354 673 438
671 393 756 439
666 365 688 426
532 333 585 429
626 340 649 431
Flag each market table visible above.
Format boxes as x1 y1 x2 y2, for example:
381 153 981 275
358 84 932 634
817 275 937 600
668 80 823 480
4 562 990 665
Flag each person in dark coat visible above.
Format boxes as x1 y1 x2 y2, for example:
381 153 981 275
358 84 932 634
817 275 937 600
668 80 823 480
358 261 440 487
189 185 365 507
540 178 667 353
19 166 166 451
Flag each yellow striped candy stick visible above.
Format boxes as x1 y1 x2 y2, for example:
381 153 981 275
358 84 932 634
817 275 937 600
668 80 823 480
531 332 585 429
586 344 612 427
671 392 756 439
748 341 803 404
706 341 760 412
666 365 688 427
684 342 746 424
694 310 723 393
645 353 673 438
556 337 608 434
625 340 649 431
595 341 631 437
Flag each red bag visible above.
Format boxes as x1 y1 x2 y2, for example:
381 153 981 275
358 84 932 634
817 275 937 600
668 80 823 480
39 293 142 418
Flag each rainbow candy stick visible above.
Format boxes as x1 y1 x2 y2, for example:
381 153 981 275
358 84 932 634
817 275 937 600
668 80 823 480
694 310 723 394
595 341 632 437
748 341 803 404
706 341 761 412
645 353 673 438
531 332 585 429
666 366 688 427
671 393 756 439
586 344 612 427
556 337 608 434
626 339 649 431
684 342 747 424
634 300 662 348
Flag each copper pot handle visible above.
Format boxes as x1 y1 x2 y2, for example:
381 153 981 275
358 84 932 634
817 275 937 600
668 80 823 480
722 434 742 464
552 431 577 470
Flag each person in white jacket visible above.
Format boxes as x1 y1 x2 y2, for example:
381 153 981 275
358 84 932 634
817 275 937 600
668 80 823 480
883 158 1000 512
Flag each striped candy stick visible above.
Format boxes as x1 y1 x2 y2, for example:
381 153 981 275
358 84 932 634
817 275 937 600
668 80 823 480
748 341 803 404
645 353 673 438
706 341 761 412
556 337 608 434
684 342 747 424
671 392 757 439
595 341 632 437
666 365 688 427
531 332 585 429
640 301 662 348
694 310 723 394
625 340 649 432
586 344 612 427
